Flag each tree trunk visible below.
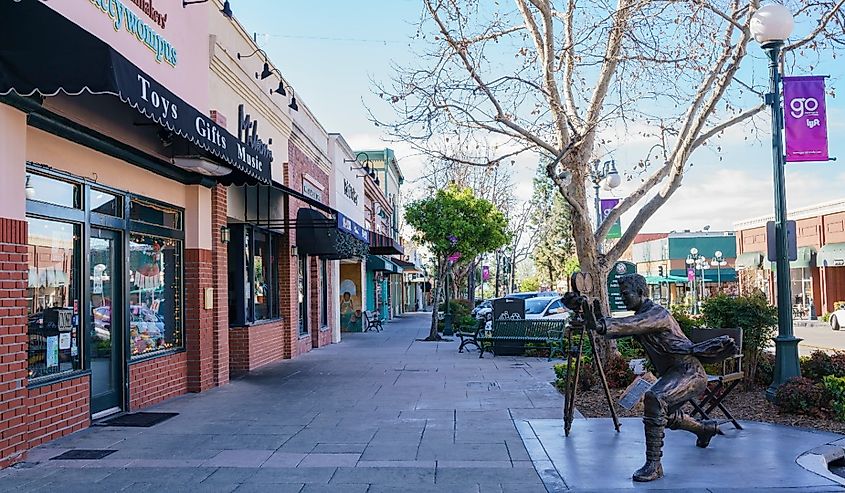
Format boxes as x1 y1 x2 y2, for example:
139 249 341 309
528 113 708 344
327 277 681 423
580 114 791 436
427 260 447 341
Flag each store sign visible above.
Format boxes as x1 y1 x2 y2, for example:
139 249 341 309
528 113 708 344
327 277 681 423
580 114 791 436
344 179 359 205
88 0 177 66
337 212 368 243
237 105 274 168
302 180 322 202
607 261 637 312
784 76 829 163
112 59 271 182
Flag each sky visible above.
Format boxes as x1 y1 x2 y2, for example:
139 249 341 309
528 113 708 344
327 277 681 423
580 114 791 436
234 1 845 235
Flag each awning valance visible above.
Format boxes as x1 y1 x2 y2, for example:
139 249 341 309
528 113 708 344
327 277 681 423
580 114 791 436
735 252 763 270
393 258 421 273
367 255 402 273
369 231 404 255
296 209 368 260
0 0 271 185
819 243 845 267
645 275 689 285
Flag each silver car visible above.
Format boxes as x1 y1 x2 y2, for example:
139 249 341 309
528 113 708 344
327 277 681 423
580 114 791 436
524 296 571 320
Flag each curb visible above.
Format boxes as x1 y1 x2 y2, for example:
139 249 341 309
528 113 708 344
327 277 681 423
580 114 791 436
797 438 845 486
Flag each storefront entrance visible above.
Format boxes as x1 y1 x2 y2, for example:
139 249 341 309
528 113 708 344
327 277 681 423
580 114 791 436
89 228 123 416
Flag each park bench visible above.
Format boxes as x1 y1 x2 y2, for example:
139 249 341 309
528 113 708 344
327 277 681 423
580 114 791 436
475 319 568 359
682 327 744 430
363 311 383 332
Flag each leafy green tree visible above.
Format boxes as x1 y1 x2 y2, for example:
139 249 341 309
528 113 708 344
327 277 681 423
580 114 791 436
519 275 540 293
530 164 576 289
405 184 510 340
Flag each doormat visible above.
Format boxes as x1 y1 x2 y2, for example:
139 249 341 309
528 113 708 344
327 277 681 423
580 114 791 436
51 449 117 460
101 412 178 427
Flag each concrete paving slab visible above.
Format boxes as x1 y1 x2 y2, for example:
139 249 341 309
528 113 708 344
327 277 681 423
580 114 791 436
520 417 845 491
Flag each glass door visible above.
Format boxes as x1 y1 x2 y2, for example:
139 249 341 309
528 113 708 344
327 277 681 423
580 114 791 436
90 228 123 415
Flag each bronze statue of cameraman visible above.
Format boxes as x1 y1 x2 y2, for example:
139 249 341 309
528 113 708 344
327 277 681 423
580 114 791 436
564 273 737 482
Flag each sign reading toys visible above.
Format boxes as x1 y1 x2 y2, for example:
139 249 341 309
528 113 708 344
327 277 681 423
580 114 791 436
784 76 829 163
88 0 178 66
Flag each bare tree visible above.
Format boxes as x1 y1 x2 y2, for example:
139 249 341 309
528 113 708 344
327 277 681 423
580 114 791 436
375 0 845 315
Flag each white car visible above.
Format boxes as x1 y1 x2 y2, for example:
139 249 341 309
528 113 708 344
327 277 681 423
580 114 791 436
831 307 845 330
524 296 571 320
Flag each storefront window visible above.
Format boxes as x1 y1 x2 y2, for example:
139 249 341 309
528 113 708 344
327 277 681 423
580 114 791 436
130 199 181 229
26 218 81 379
26 173 81 209
321 259 328 327
227 224 279 325
299 256 308 335
91 189 123 217
129 234 182 356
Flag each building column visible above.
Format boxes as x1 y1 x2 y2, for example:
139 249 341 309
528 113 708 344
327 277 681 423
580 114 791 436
184 186 214 393
0 105 29 467
211 185 229 385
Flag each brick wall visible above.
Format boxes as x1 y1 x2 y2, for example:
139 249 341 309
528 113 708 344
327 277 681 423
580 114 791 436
229 320 285 374
184 248 214 392
211 185 229 386
27 376 89 448
287 141 332 356
128 352 187 410
0 218 28 467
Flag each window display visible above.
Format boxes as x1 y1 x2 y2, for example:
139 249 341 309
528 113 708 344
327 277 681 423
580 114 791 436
26 218 81 379
227 224 279 325
129 234 182 356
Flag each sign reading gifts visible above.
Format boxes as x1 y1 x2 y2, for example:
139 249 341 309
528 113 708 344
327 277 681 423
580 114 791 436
784 76 829 163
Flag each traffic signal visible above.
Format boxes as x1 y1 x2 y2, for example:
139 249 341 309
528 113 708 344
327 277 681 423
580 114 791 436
658 266 664 277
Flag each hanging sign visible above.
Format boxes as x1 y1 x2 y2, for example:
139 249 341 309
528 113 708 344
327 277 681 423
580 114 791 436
600 198 622 239
482 265 490 281
784 76 829 162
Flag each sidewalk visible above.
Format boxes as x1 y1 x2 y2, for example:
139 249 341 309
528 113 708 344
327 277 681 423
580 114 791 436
2 312 842 492
0 313 559 492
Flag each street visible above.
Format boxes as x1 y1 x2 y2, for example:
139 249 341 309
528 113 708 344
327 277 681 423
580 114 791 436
796 321 845 356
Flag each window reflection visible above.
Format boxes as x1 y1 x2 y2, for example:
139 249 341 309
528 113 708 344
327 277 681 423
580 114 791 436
129 234 182 356
91 190 122 217
26 174 80 209
26 218 80 379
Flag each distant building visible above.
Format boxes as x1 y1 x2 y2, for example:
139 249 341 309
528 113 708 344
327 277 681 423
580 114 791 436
734 198 845 316
631 231 737 306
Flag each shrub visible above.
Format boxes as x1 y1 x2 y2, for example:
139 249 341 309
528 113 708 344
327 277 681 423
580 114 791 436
604 353 636 389
800 350 845 382
554 362 595 392
700 292 777 387
439 299 472 319
616 338 645 360
670 304 701 336
525 342 550 358
756 352 775 386
773 376 830 417
824 375 845 422
822 312 832 323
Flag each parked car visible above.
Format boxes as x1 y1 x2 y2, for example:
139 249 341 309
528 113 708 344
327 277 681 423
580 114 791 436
524 296 571 320
831 307 845 330
505 291 560 300
472 300 493 321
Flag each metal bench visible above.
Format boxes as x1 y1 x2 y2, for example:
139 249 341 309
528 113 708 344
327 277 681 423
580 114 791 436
363 311 383 332
682 327 744 429
476 319 568 359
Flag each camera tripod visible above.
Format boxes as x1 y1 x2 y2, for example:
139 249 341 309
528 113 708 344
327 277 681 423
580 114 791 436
562 273 621 436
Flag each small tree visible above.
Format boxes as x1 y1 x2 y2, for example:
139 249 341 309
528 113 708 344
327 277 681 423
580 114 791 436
405 184 510 340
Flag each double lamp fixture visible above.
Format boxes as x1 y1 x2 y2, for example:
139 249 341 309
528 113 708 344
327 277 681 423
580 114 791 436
344 152 380 186
238 49 299 111
182 0 232 18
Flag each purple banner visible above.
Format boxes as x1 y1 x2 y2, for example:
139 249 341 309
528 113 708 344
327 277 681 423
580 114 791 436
784 76 829 162
482 265 490 281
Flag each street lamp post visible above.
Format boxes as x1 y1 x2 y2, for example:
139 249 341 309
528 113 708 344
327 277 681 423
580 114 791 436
711 250 727 291
590 159 622 244
686 247 703 314
750 3 802 397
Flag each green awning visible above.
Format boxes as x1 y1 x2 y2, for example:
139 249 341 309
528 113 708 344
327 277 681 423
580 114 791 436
366 255 403 273
735 252 763 270
644 275 690 284
792 246 816 269
818 243 845 267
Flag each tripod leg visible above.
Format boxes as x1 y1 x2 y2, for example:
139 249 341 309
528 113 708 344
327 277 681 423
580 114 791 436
587 329 621 432
563 328 575 435
565 324 587 436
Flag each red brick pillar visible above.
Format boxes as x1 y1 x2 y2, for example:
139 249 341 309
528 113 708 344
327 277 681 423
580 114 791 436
0 218 29 467
279 229 297 359
211 185 229 385
185 249 213 393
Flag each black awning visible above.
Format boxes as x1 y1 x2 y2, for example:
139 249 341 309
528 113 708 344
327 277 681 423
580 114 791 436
0 0 271 185
296 208 368 260
369 231 404 255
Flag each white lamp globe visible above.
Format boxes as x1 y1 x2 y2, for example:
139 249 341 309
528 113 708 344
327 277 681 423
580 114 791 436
603 171 622 190
715 250 722 258
750 3 795 44
690 247 698 256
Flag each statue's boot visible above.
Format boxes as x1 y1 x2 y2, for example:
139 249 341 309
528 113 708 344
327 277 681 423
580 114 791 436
633 423 664 482
668 413 723 448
